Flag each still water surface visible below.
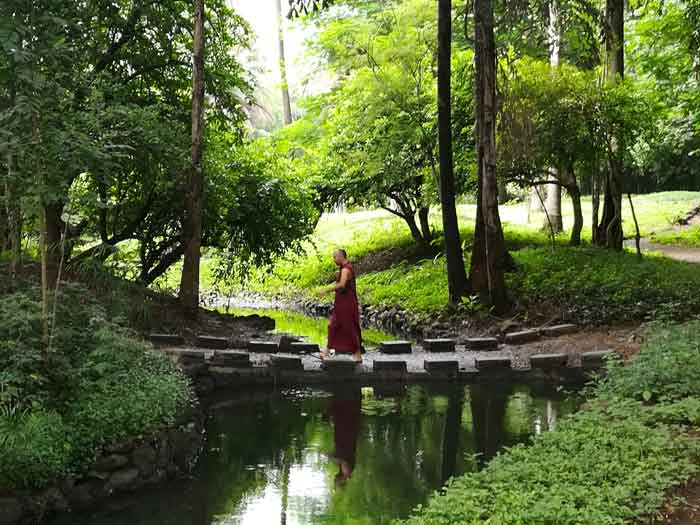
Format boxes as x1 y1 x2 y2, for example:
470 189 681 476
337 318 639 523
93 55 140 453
51 383 579 525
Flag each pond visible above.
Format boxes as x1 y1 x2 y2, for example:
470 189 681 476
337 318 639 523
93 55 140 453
50 383 580 525
224 307 397 348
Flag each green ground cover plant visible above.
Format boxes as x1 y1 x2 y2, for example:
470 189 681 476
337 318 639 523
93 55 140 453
401 321 700 524
0 278 192 490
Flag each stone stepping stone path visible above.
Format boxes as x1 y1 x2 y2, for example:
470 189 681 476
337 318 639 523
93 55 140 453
423 339 456 352
379 340 413 354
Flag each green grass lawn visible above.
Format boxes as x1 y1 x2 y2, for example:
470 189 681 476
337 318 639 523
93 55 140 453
214 191 700 322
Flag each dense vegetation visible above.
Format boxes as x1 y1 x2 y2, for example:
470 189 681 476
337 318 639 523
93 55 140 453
403 322 700 524
0 274 192 490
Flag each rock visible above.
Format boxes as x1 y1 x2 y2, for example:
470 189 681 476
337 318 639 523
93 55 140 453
270 356 304 371
167 349 206 365
322 356 358 376
424 360 459 375
156 437 172 470
108 467 140 492
0 498 23 525
475 356 511 370
35 487 68 513
423 339 456 353
278 335 302 352
530 353 568 369
247 340 279 353
149 333 185 346
66 479 105 506
542 324 578 337
504 329 541 345
378 340 412 354
195 335 229 349
94 454 130 473
105 440 135 455
132 444 157 478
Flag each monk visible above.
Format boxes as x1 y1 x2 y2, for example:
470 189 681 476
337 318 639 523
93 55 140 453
320 249 363 362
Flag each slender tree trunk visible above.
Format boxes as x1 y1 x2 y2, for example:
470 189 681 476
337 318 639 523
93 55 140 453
40 206 49 347
440 385 464 486
438 0 468 305
403 212 430 252
527 186 543 223
180 0 205 316
418 206 432 246
6 54 21 278
544 0 563 233
596 0 624 250
591 171 601 243
564 169 583 246
275 0 293 125
44 201 63 288
469 0 509 312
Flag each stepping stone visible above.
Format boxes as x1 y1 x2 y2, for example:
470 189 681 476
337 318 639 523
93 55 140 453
167 348 205 364
423 339 456 353
247 340 279 353
150 333 185 346
209 351 251 368
581 350 615 367
542 324 578 337
322 356 358 376
464 337 499 350
270 356 303 371
504 330 541 345
195 335 229 349
373 360 408 375
379 341 412 354
424 360 459 375
289 342 321 355
475 356 511 370
530 353 568 369
373 383 407 398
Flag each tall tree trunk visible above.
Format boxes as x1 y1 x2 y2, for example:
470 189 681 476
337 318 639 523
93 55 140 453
275 0 293 125
44 201 63 288
469 0 509 312
418 206 432 246
180 0 205 316
440 385 464 485
544 0 563 233
563 169 583 246
591 171 601 243
596 0 624 250
437 0 468 305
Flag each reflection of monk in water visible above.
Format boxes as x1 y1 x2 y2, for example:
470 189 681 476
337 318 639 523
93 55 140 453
328 389 362 487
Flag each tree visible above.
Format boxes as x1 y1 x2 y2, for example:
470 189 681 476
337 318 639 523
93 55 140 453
438 0 468 305
276 0 294 125
180 0 206 315
594 0 624 249
544 0 563 233
469 0 510 312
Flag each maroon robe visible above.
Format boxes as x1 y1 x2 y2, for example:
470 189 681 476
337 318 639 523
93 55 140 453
327 262 362 354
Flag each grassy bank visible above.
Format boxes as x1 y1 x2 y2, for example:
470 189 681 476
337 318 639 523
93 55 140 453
402 321 700 524
0 274 192 490
231 192 700 323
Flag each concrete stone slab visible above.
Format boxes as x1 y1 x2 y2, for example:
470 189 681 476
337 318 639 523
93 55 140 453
581 350 615 367
542 324 578 337
289 342 321 354
248 340 279 353
475 356 512 370
195 335 228 349
373 360 408 374
424 360 459 375
322 356 359 376
530 353 568 369
209 351 251 368
423 339 456 353
270 356 304 371
150 333 185 346
504 330 541 345
379 340 412 354
464 337 499 350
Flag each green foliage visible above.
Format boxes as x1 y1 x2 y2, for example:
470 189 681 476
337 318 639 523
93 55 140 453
402 322 700 525
650 226 700 247
597 321 700 402
0 281 192 490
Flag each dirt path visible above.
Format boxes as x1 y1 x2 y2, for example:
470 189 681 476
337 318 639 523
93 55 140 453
625 238 700 264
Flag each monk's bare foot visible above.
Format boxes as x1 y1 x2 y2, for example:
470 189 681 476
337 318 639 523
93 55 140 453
352 352 362 363
320 350 329 360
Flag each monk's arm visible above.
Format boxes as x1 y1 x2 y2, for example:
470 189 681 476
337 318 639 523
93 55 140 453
336 268 351 291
